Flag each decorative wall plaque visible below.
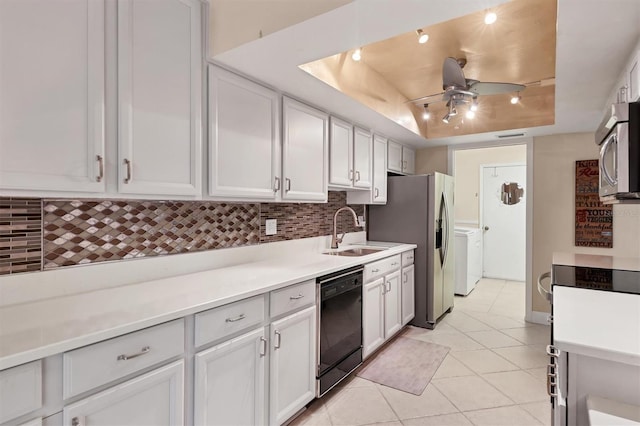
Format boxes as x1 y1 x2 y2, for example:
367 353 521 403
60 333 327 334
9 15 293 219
575 160 613 248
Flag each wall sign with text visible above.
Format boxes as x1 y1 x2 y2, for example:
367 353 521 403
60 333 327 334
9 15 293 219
575 159 613 248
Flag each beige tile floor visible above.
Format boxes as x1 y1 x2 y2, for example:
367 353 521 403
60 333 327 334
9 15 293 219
290 278 552 426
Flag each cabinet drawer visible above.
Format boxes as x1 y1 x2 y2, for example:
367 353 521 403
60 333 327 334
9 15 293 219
0 361 42 424
402 250 415 267
270 280 315 318
195 295 266 347
364 255 401 282
63 319 184 399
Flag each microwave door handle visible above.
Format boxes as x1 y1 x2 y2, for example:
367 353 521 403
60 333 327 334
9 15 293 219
600 133 618 186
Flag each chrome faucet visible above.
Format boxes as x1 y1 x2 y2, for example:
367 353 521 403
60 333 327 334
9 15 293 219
331 206 362 249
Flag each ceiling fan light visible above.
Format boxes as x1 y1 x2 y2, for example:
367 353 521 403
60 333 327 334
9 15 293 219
470 100 479 112
442 113 450 124
422 104 430 120
466 110 475 119
352 48 362 61
416 29 429 44
484 12 497 25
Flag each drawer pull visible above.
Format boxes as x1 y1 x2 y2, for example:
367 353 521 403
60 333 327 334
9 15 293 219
372 268 380 273
260 337 267 357
117 346 150 361
72 416 85 426
274 331 281 349
391 262 399 266
225 313 246 323
289 294 305 300
124 158 132 183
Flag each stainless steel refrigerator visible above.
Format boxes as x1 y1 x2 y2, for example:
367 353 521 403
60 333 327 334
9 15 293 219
368 173 455 329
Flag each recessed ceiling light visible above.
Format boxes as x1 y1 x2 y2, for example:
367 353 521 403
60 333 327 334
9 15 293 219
484 12 497 25
510 93 521 104
416 29 429 44
470 99 479 112
352 48 362 61
466 110 476 119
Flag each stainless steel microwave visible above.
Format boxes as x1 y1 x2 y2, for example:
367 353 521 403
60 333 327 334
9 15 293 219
595 101 640 202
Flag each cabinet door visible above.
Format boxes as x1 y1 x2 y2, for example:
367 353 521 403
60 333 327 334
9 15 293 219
194 328 266 426
401 264 415 325
402 146 416 175
630 52 639 102
387 141 403 173
353 127 373 189
63 361 184 426
372 135 388 204
363 278 385 359
208 66 281 200
282 97 328 202
0 0 105 193
270 306 316 425
329 117 353 187
118 0 202 196
384 270 403 338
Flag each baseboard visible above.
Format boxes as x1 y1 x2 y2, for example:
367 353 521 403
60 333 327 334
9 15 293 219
527 310 550 325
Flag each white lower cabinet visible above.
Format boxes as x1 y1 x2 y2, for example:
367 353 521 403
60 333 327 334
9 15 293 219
401 264 415 325
363 278 386 358
62 360 184 426
194 328 266 426
18 418 42 426
383 270 402 338
269 306 316 425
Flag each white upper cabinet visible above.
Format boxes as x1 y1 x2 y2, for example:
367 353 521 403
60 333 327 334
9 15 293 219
353 127 373 189
208 66 281 200
0 0 105 193
387 140 403 173
402 146 416 175
117 0 202 197
329 117 354 187
372 135 388 203
282 97 328 202
629 50 639 102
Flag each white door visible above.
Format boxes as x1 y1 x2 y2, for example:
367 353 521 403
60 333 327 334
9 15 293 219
269 306 316 425
194 328 266 426
63 361 184 426
363 278 385 359
0 0 105 193
329 117 353 187
208 66 280 200
387 141 403 173
118 0 202 196
353 127 373 189
402 146 416 175
481 164 526 281
401 265 415 325
384 270 402 338
282 97 328 202
372 135 388 204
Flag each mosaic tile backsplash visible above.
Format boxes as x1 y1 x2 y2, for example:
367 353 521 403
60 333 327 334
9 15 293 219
0 192 364 274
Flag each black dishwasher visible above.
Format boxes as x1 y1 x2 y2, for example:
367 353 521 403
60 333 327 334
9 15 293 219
316 266 363 397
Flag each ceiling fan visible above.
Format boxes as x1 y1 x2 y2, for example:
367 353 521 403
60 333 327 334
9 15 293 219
409 57 526 123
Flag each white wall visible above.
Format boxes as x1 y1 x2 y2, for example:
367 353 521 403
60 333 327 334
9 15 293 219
453 145 527 226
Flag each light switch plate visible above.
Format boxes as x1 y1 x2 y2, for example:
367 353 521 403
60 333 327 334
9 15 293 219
265 219 277 235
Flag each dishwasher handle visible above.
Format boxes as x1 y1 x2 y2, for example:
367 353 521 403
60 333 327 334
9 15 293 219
537 271 552 303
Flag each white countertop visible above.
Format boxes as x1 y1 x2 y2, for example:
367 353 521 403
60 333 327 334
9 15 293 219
553 252 640 272
0 239 415 371
553 285 640 366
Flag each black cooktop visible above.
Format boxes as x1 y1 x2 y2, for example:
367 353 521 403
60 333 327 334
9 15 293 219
552 264 640 295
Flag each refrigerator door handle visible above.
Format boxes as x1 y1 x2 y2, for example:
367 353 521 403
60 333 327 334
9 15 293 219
441 192 451 267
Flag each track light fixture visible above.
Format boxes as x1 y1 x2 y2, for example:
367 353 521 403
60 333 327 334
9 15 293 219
416 29 429 44
442 102 457 123
422 104 431 120
352 48 362 61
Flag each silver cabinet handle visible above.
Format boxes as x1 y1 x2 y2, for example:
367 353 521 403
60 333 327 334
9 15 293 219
391 262 399 266
374 188 379 198
274 331 281 349
96 155 104 182
355 171 361 182
537 272 552 303
403 272 407 283
372 268 380 273
260 336 267 357
117 346 150 361
71 417 84 426
274 176 280 192
386 281 392 293
124 158 132 183
225 313 246 323
349 169 354 180
289 294 304 300
285 178 291 192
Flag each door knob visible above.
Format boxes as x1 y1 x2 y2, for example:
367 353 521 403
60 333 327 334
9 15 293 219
484 226 489 231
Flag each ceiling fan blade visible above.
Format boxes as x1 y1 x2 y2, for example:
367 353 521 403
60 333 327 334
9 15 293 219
406 92 444 104
468 82 526 95
442 57 467 89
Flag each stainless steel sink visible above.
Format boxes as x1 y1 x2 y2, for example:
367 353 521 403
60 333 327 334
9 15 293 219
324 247 386 257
